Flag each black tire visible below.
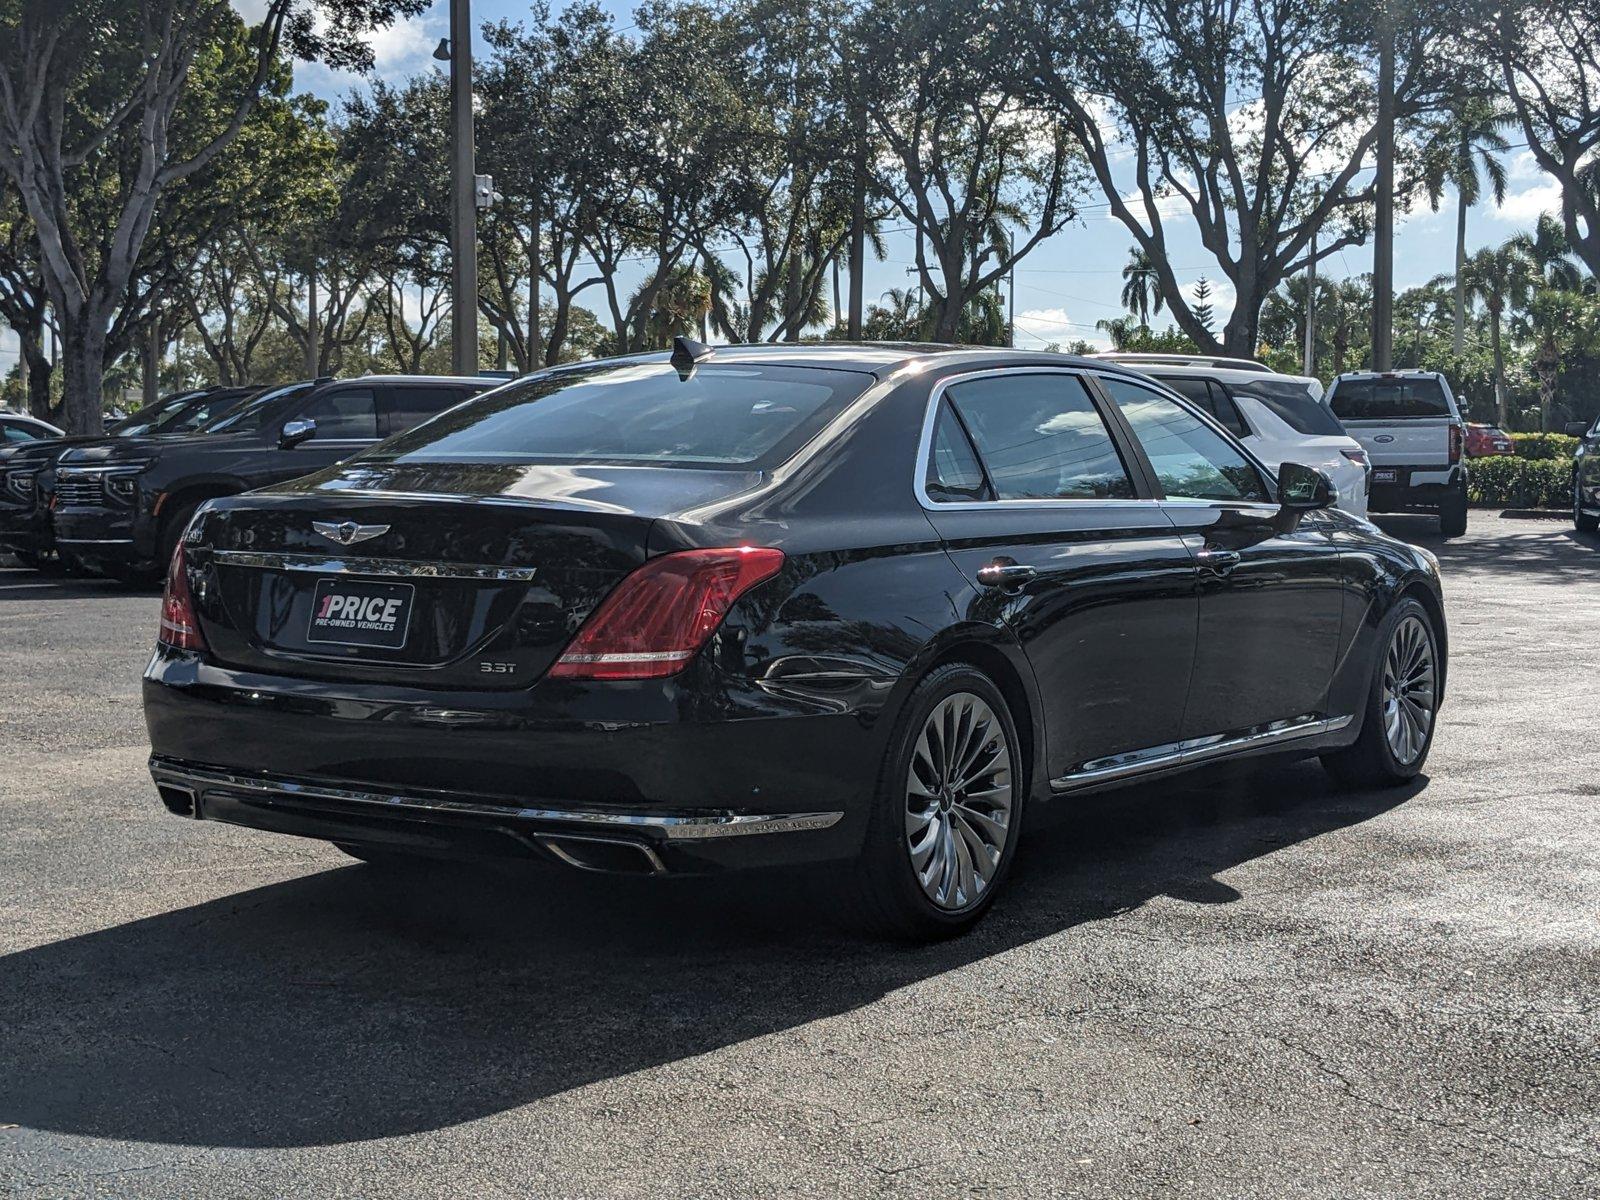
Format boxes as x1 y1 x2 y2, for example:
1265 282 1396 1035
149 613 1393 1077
1575 475 1599 533
846 662 1026 941
1439 486 1468 537
1322 596 1440 790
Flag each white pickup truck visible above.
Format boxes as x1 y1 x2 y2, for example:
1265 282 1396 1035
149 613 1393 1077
1325 370 1469 536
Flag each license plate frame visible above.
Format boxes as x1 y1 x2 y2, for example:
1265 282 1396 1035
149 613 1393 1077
307 577 414 650
1371 468 1398 484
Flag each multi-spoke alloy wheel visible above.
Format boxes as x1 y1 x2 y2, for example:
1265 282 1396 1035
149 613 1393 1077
904 691 1015 911
1382 614 1436 765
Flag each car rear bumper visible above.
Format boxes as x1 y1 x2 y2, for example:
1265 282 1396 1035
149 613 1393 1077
1367 465 1466 513
143 650 879 872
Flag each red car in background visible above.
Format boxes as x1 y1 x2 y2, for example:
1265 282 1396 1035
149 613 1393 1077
1464 422 1514 457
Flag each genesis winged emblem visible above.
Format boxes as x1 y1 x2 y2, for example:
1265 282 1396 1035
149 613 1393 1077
312 520 390 547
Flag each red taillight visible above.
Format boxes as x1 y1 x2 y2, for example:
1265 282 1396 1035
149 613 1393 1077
1341 448 1369 467
549 547 784 681
158 542 206 651
1449 424 1463 465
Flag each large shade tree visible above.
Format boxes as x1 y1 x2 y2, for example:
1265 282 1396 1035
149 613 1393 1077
0 0 427 432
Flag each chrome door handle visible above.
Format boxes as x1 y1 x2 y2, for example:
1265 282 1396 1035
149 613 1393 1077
1195 547 1241 575
976 559 1038 589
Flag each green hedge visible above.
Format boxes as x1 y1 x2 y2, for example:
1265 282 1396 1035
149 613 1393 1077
1468 454 1573 508
1510 432 1579 460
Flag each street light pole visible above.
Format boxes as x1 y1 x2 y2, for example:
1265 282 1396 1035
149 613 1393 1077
448 0 478 376
1371 4 1395 372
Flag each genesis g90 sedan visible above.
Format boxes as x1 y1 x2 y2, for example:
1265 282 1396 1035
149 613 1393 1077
144 343 1447 938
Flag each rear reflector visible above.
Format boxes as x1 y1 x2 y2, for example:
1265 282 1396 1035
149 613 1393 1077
549 547 784 681
158 542 206 651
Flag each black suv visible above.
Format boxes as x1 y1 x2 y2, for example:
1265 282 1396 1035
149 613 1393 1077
0 385 259 570
54 375 496 578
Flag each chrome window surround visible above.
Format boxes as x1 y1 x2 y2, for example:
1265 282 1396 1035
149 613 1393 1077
211 549 538 582
913 366 1280 513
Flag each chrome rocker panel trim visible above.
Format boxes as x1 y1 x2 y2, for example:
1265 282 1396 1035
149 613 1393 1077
211 549 538 582
1050 713 1354 792
148 757 844 841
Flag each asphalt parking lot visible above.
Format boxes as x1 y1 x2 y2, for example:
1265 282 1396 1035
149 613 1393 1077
1 511 1596 1199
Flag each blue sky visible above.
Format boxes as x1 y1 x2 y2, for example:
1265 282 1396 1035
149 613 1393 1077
289 0 1563 354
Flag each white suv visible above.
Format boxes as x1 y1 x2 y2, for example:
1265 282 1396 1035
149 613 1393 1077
1095 356 1371 517
1324 371 1468 537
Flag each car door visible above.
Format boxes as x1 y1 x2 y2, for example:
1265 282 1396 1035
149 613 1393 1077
919 368 1201 784
1094 373 1345 741
275 384 382 481
379 383 483 438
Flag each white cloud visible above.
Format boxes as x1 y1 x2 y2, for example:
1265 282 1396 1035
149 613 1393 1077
1013 307 1106 349
232 0 443 94
1495 180 1562 225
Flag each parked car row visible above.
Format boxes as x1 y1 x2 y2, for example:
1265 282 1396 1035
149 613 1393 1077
136 342 1448 939
0 374 496 579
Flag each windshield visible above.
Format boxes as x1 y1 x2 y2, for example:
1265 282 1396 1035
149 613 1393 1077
1330 377 1450 421
107 390 206 437
201 381 316 434
1235 380 1348 437
366 361 874 469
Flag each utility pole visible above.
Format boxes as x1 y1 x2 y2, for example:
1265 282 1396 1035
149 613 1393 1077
1371 4 1395 371
1007 228 1016 349
447 0 478 376
847 97 866 340
1303 229 1317 377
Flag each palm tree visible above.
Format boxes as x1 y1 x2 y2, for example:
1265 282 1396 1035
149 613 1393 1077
1095 315 1137 351
1512 218 1589 429
1120 246 1164 327
1462 243 1535 426
634 265 711 347
1511 214 1583 292
1420 99 1511 357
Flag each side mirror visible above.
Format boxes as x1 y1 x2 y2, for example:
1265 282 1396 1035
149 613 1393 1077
1276 462 1332 530
279 417 316 448
1565 421 1591 438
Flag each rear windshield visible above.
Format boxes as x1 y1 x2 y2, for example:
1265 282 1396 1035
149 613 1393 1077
367 361 873 469
1329 377 1450 420
1234 380 1348 436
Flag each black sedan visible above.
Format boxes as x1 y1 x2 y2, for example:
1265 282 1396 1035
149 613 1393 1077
144 343 1447 938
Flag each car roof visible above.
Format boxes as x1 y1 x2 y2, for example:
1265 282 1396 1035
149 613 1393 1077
349 374 510 386
542 342 1163 381
1333 370 1444 380
1093 352 1274 373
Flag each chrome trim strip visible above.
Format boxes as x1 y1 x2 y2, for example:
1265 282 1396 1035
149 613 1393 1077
149 759 844 841
56 537 135 546
1050 714 1354 791
211 549 538 582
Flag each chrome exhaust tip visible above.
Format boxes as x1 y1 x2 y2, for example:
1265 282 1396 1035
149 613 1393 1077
536 833 666 876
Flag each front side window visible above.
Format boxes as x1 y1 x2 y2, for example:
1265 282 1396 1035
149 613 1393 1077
368 363 872 470
942 373 1133 501
1098 376 1268 503
300 389 378 441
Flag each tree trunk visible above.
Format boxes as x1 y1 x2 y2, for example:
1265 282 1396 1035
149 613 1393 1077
60 316 108 436
1490 313 1507 427
847 102 866 341
21 337 53 421
1537 334 1558 432
142 328 160 408
304 268 319 379
1452 193 1467 358
933 294 963 343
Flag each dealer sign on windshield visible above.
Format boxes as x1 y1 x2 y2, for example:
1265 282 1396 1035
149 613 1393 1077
307 578 414 650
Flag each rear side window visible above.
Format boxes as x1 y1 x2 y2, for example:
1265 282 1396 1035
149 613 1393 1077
1330 377 1449 420
382 386 478 437
925 401 991 501
1152 375 1248 437
1234 380 1348 436
1099 376 1269 503
2 421 40 443
301 388 378 441
368 363 871 470
942 373 1133 501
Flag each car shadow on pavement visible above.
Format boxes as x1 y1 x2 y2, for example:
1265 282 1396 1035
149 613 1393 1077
0 759 1422 1149
0 568 145 601
1373 513 1598 582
